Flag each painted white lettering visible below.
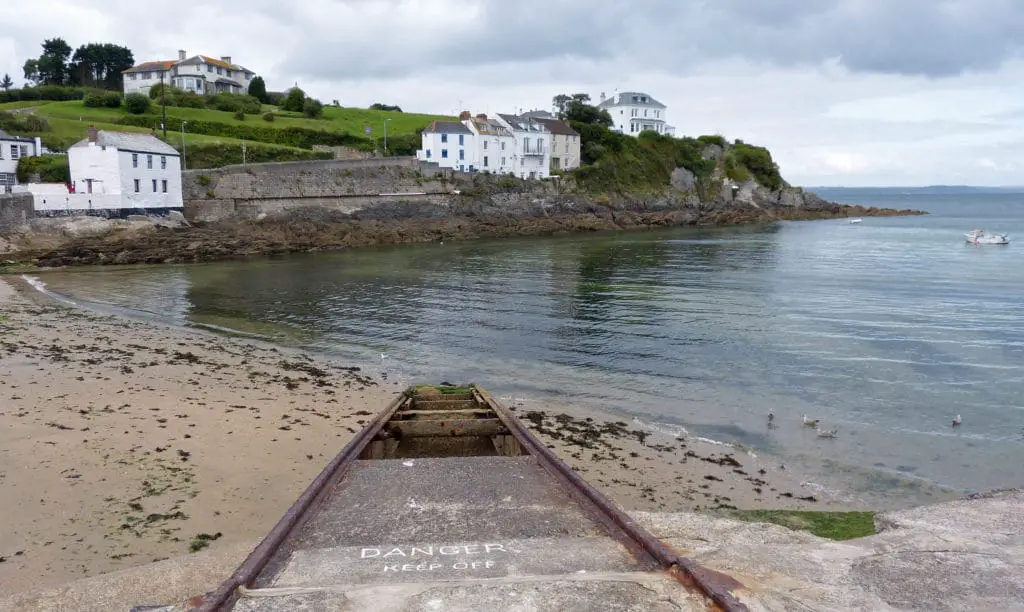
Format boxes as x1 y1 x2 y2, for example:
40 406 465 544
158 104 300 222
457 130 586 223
463 544 481 555
383 564 399 572
452 562 468 570
401 564 416 571
484 544 506 553
361 548 381 558
382 548 407 558
485 560 495 568
411 547 433 557
439 546 460 555
429 563 442 570
470 561 487 569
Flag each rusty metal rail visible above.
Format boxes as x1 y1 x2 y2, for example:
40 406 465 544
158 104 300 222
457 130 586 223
190 386 749 612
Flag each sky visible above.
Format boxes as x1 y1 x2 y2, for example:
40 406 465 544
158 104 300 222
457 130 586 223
3 0 1024 187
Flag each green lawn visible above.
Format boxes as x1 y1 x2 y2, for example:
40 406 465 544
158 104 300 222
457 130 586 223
725 510 876 541
34 100 452 138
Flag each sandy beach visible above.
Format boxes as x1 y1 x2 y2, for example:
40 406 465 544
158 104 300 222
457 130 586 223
0 275 839 599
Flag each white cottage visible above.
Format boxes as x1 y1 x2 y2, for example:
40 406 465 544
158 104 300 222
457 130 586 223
495 114 552 179
417 120 475 171
0 130 43 193
597 91 676 136
461 113 516 175
64 127 183 212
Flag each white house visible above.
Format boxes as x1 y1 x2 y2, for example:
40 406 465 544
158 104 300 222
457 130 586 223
417 120 475 171
597 91 676 137
522 111 581 172
461 113 516 175
0 130 43 193
495 114 552 179
59 127 183 212
122 50 256 96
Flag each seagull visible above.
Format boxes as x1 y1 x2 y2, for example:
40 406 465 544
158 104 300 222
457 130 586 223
768 410 775 423
802 414 820 428
952 414 962 427
380 352 388 360
817 428 838 438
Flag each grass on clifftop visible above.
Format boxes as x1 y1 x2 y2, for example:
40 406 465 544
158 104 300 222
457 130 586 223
725 509 876 541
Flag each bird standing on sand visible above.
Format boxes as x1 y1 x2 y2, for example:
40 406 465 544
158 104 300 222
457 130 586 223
802 414 819 428
952 414 962 427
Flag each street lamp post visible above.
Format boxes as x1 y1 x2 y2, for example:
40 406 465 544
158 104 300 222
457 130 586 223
383 118 392 156
181 121 187 171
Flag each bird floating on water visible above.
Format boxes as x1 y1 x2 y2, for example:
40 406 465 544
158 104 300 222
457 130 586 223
952 414 962 427
802 414 820 428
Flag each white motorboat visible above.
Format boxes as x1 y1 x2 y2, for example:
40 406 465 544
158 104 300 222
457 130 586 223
965 229 1010 245
848 218 862 224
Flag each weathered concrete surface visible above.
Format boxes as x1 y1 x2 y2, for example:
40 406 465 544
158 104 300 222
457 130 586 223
636 488 1024 611
0 539 257 612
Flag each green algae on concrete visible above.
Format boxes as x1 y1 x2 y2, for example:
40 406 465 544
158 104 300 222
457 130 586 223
724 509 876 541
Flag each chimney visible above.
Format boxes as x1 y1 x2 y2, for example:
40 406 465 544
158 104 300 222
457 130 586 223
600 92 606 101
476 113 487 120
220 56 232 64
178 49 186 61
87 125 98 143
459 110 471 120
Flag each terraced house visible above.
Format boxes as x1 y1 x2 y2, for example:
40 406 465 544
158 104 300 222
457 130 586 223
0 129 42 194
122 50 256 97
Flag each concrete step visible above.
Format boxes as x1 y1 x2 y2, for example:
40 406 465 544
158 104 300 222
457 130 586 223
270 536 641 588
232 571 711 611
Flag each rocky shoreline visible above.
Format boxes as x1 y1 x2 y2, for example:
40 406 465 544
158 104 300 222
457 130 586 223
2 196 924 269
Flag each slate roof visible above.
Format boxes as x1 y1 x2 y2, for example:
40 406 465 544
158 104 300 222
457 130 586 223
497 114 548 133
597 92 666 109
532 118 578 136
123 60 177 73
70 131 179 155
522 110 555 119
0 129 36 142
424 121 473 135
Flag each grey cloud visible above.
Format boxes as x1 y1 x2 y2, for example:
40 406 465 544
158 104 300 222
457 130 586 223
280 0 1024 81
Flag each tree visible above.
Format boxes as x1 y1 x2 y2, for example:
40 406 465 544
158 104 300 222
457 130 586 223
69 43 134 90
552 94 571 117
35 38 73 85
281 86 305 112
560 94 612 128
23 59 40 85
369 103 402 112
247 76 268 103
303 98 323 118
0 74 12 91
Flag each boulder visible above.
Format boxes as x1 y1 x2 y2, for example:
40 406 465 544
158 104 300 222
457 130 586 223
669 167 696 191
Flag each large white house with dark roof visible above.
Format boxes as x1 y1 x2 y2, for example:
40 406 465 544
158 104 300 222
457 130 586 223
597 91 676 137
494 113 552 179
122 50 256 96
417 120 475 171
62 127 182 211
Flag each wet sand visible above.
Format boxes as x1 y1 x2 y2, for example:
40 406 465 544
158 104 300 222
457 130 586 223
1 276 843 599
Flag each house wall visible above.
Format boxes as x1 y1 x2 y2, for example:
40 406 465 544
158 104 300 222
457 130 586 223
548 134 581 171
123 70 168 95
68 143 182 208
603 101 668 135
509 130 551 179
418 132 470 171
0 137 43 179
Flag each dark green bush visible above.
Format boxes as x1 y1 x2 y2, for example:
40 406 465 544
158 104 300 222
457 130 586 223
302 98 323 118
101 91 123 108
207 93 261 114
24 115 49 132
232 110 245 121
125 93 151 114
262 112 275 122
83 92 105 108
17 155 69 183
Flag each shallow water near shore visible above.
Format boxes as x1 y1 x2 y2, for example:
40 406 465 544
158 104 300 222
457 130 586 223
28 188 1024 509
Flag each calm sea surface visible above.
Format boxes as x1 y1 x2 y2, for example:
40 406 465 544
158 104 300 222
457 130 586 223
31 188 1024 507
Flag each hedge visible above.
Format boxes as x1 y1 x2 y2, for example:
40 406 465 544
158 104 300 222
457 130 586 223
16 155 70 183
117 114 372 150
182 142 333 169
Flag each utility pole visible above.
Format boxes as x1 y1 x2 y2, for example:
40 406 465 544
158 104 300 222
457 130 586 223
242 140 247 165
160 72 167 139
181 121 187 171
383 118 391 156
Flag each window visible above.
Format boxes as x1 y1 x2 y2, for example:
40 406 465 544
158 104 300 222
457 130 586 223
207 65 213 73
20 145 27 157
521 158 524 167
10 145 19 159
441 149 448 158
161 156 167 170
425 149 431 158
162 180 168 193
132 153 138 168
501 157 506 166
152 179 157 192
537 138 542 151
134 179 140 192
459 150 464 160
129 74 136 80
0 146 4 159
501 142 505 150
441 134 448 143
458 134 464 145
644 109 648 117
216 67 223 75
483 141 488 150
147 155 153 169
483 156 488 167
